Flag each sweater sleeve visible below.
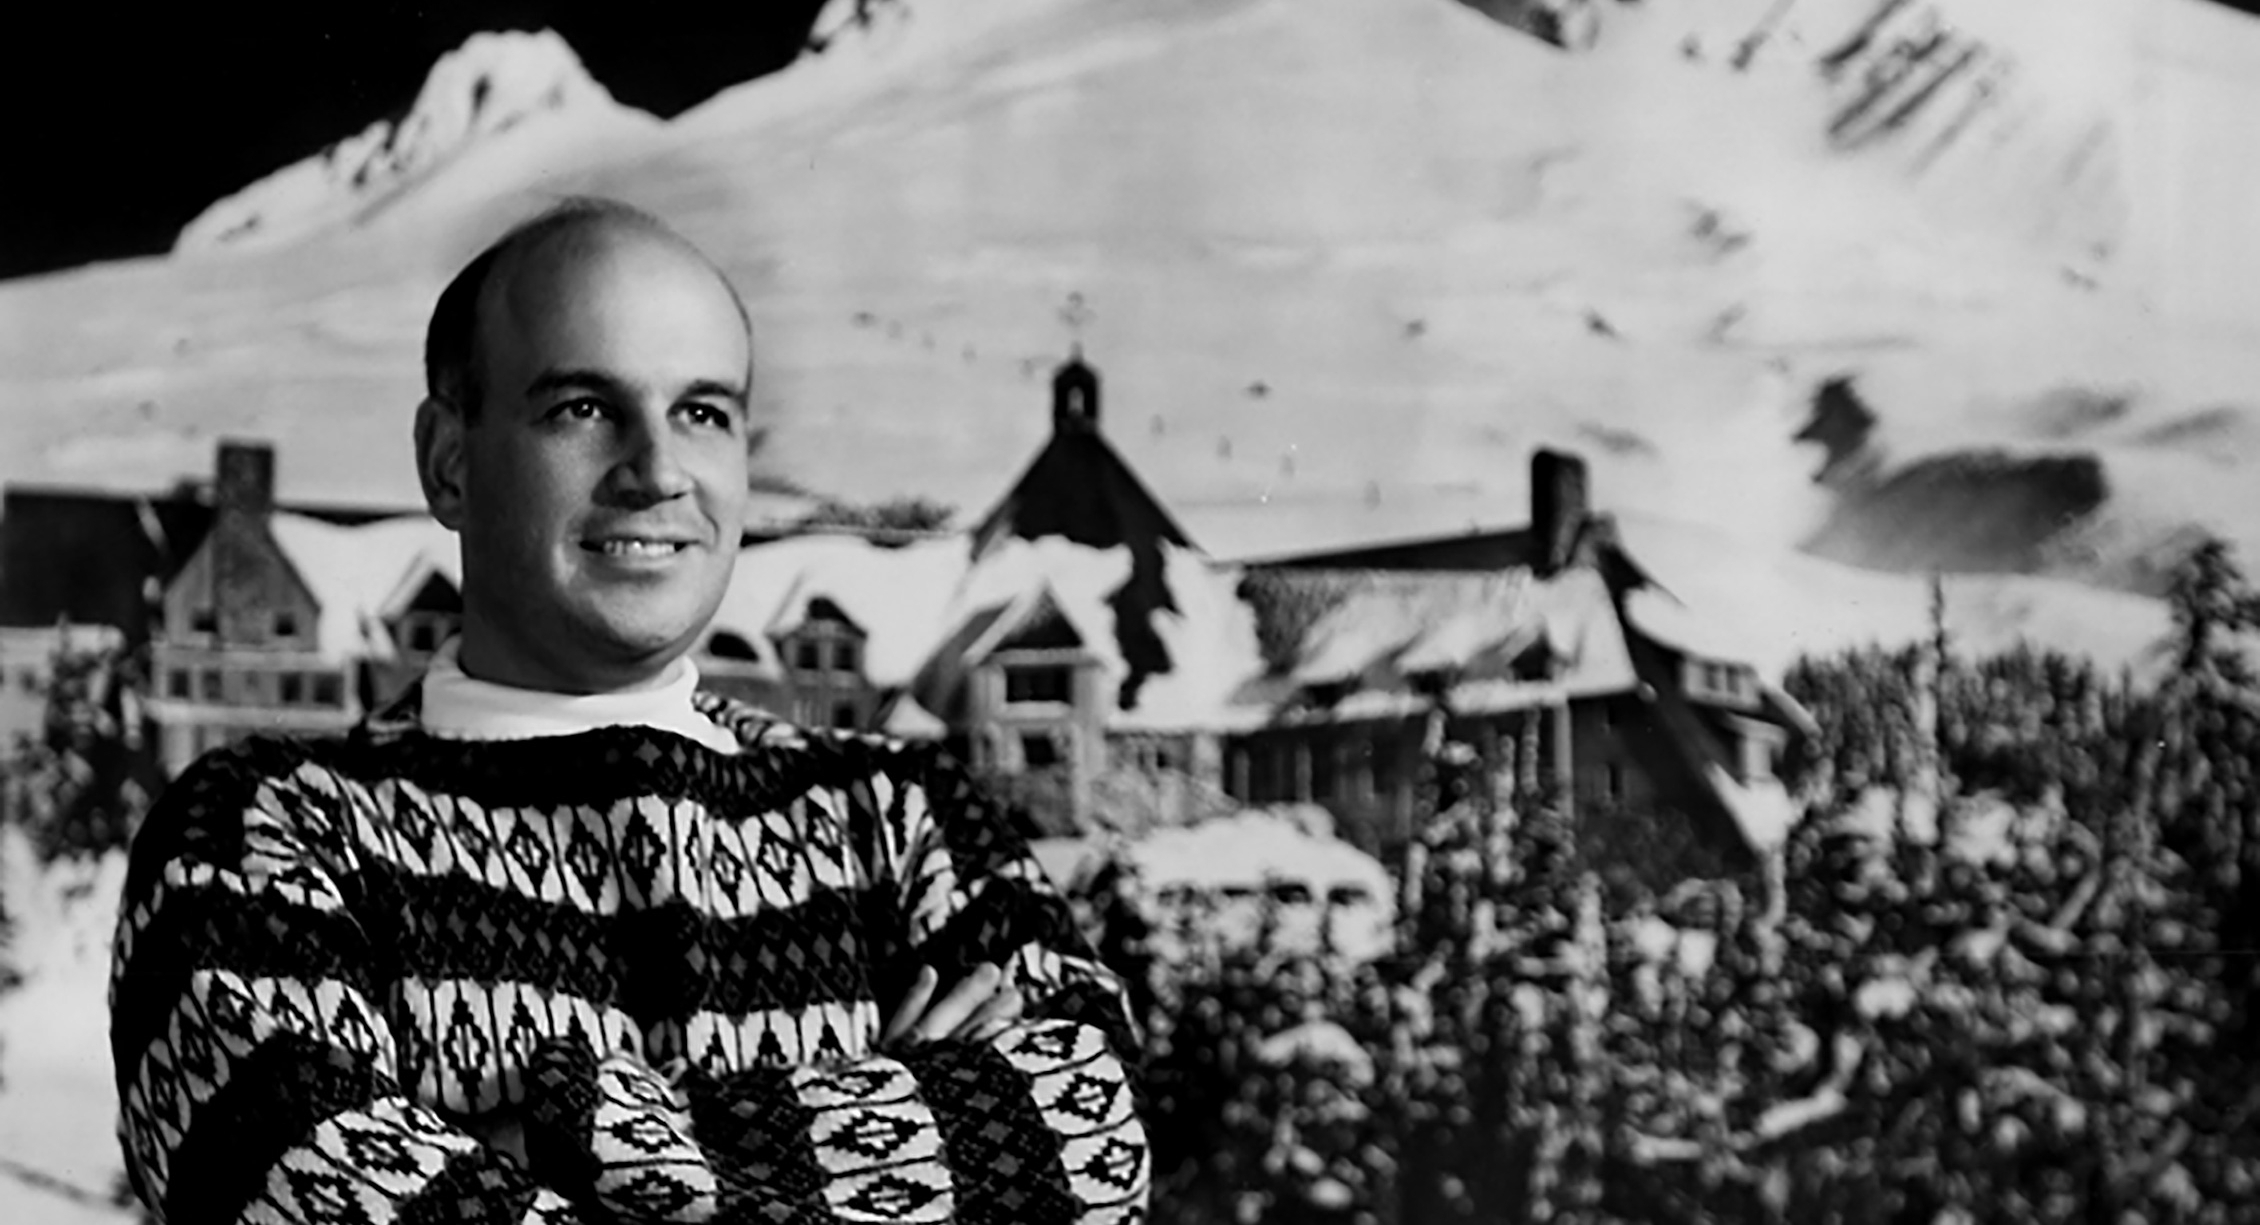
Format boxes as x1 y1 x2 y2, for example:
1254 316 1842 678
109 741 586 1224
862 745 1152 1217
883 749 1146 1061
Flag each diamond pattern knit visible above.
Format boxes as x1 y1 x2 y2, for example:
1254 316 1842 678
111 686 1148 1224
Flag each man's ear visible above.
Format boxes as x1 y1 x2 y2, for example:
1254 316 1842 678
414 397 469 531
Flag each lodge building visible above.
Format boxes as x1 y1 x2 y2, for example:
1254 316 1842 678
0 353 1808 870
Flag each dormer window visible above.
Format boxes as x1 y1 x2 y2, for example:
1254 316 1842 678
1005 663 1072 706
1685 657 1757 709
834 639 860 676
794 639 823 672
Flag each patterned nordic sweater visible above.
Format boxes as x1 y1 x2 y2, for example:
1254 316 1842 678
110 687 1149 1224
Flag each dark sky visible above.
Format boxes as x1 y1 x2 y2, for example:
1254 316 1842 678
6 0 2259 281
0 3 826 280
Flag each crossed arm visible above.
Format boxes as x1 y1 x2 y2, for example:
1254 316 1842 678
109 741 1149 1224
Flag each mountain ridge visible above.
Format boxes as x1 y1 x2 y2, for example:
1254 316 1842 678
174 28 658 256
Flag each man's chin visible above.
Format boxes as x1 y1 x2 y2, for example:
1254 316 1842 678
563 606 709 679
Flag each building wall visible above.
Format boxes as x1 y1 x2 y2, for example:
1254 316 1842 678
1224 703 1610 853
962 647 1106 827
772 618 875 729
1567 695 1659 814
1226 715 1431 852
149 648 357 776
150 462 353 776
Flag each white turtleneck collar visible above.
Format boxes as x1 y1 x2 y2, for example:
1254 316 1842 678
417 638 742 754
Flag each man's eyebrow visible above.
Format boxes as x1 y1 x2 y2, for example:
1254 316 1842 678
524 368 628 399
681 378 751 408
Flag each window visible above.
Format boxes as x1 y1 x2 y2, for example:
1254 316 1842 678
831 702 858 729
280 672 304 705
1005 664 1072 705
191 607 217 634
408 619 438 653
1021 732 1060 769
311 674 341 707
1229 747 1250 798
1348 740 1374 802
793 639 823 671
200 669 223 702
274 611 297 639
1374 741 1401 804
168 669 190 699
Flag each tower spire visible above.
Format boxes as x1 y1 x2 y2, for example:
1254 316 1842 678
1051 293 1100 435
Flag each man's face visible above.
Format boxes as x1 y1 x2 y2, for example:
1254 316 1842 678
433 227 754 692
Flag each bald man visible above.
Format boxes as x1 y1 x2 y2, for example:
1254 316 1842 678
112 200 1149 1224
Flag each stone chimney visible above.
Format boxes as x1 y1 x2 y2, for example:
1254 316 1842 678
1531 448 1589 576
212 440 276 643
1051 352 1100 436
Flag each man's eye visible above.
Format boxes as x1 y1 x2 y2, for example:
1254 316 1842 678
549 399 607 422
683 403 735 430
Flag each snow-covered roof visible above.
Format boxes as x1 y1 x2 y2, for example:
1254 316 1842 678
266 512 458 662
942 537 1265 731
881 693 948 740
1269 565 1636 699
709 534 974 687
1708 768 1797 852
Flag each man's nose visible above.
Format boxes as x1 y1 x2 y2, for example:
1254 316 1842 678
605 416 695 504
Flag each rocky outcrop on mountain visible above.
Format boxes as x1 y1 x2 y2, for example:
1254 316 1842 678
174 29 651 254
1454 0 1609 49
1457 0 2126 270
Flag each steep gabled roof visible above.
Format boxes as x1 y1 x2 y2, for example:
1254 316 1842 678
969 428 1196 562
266 513 458 662
964 584 1089 663
766 578 870 641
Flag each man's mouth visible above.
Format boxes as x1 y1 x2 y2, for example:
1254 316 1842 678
582 537 693 558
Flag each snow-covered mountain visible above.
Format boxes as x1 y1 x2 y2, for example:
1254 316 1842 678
3 0 2257 648
175 29 660 254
